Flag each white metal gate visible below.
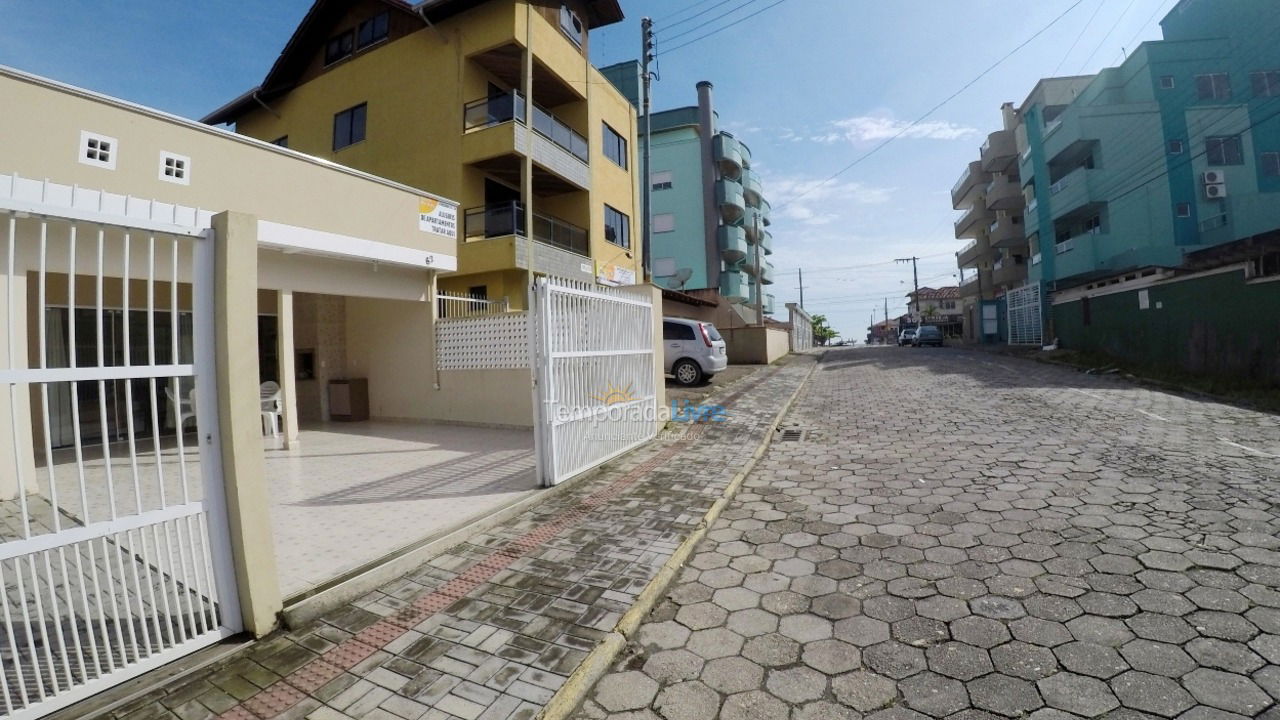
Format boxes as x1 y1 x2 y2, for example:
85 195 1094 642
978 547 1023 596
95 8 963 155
530 278 657 487
0 195 239 718
1007 283 1044 346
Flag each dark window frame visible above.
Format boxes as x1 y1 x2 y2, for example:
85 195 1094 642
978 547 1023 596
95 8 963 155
1252 70 1280 98
333 103 368 151
1168 139 1184 155
1159 75 1175 90
1196 73 1232 101
1206 135 1244 166
602 122 628 169
1175 202 1192 218
324 30 355 66
357 12 390 50
1261 151 1280 178
604 204 631 250
559 4 585 47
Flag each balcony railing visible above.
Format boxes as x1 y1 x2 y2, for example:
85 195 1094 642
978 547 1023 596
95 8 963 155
462 91 589 164
1031 252 1042 266
463 201 589 256
959 239 978 256
1055 237 1075 254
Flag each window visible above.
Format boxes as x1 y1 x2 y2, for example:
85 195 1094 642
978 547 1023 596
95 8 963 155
559 5 584 46
1175 202 1192 218
663 322 696 341
1252 71 1280 97
325 30 354 65
1082 296 1092 327
357 12 389 50
271 136 289 148
1196 73 1232 100
1168 139 1184 155
653 214 675 233
653 257 677 277
1084 214 1102 235
651 170 674 191
1159 75 1175 90
604 205 630 249
602 122 628 169
1206 135 1243 166
79 131 117 170
333 103 367 150
158 152 190 185
1262 152 1280 177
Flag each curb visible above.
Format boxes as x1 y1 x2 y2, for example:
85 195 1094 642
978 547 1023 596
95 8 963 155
537 354 822 720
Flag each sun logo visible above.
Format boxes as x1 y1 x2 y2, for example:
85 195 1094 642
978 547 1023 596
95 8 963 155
593 384 636 405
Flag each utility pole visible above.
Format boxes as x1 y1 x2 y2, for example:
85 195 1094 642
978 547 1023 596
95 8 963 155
798 268 806 309
640 18 656 281
884 297 889 344
753 212 764 326
895 256 921 325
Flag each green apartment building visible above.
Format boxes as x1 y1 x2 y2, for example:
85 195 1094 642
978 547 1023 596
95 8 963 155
603 64 776 322
965 0 1280 381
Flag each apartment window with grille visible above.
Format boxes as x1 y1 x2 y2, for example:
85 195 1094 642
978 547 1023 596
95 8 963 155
333 103 367 151
1196 73 1232 100
1176 203 1192 218
158 152 190 185
357 12 389 50
325 30 355 65
653 214 675 233
1206 135 1244 166
604 205 631 249
651 170 674 191
1262 152 1280 178
1159 76 1175 90
1252 70 1280 97
603 122 628 169
1168 139 1184 155
1084 215 1102 235
79 131 117 169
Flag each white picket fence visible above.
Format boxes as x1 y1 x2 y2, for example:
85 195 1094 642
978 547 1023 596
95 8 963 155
530 278 656 487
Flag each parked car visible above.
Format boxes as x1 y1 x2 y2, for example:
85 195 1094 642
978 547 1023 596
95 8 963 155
912 325 945 347
663 318 728 386
898 329 916 346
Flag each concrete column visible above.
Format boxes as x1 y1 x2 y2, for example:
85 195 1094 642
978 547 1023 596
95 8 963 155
697 82 720 291
211 212 282 637
276 289 299 448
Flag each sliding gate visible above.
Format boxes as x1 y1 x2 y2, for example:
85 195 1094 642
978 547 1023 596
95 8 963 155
530 277 657 486
0 193 240 718
1007 283 1044 347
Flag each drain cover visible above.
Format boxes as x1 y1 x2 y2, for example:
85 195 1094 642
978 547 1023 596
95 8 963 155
778 428 805 442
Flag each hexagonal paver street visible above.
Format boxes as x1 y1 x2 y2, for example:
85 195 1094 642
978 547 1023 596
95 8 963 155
574 347 1280 719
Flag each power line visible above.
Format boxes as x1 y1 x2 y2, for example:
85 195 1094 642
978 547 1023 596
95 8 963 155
658 0 792 56
1053 0 1106 75
657 0 729 24
659 0 763 42
775 0 1087 213
1075 0 1140 73
1111 0 1178 64
658 0 744 34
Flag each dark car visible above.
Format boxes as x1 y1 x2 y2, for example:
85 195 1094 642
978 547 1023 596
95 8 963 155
912 325 944 347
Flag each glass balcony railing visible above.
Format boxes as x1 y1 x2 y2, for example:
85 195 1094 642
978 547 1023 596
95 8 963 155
462 91 588 164
463 201 588 257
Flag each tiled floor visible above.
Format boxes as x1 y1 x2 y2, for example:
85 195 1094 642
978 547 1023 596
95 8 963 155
266 422 536 598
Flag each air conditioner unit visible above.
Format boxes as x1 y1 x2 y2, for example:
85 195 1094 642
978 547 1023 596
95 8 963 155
1203 170 1226 185
1205 183 1228 199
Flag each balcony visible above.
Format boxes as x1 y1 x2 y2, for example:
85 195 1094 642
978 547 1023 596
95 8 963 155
740 140 753 168
760 198 772 226
981 129 1018 173
992 258 1028 287
718 225 748 263
957 235 990 268
762 261 775 285
989 215 1025 249
985 176 1025 212
717 178 746 225
952 160 992 210
742 169 763 207
761 230 773 255
764 294 776 315
463 201 588 256
959 269 991 298
1047 166 1097 220
714 134 743 179
721 270 749 304
954 203 994 239
461 91 590 192
1053 233 1101 280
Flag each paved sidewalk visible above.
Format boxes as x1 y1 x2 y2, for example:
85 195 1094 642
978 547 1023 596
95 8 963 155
105 357 815 720
575 346 1280 720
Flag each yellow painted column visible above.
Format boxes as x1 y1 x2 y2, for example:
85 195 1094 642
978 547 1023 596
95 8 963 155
277 289 299 448
211 211 282 637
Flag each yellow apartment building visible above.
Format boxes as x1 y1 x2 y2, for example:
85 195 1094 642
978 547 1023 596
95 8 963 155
204 0 643 307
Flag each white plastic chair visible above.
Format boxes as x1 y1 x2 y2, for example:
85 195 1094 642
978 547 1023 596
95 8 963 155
260 382 282 437
165 386 197 431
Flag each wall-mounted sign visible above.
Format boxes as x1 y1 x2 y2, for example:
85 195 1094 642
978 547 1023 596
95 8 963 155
597 262 637 287
419 198 458 239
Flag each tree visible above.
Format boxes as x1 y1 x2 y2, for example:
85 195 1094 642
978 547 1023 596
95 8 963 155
810 314 838 346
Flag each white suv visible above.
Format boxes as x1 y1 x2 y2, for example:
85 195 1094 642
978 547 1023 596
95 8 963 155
663 318 728 386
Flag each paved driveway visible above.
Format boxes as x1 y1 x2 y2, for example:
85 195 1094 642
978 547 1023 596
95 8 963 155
576 345 1280 719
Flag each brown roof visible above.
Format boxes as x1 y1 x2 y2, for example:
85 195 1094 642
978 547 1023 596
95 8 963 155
907 286 960 301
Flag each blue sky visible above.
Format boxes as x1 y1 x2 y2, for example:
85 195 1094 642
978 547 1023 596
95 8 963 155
0 0 1174 337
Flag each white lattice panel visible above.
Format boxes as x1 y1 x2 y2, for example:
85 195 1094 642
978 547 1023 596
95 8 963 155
436 314 530 370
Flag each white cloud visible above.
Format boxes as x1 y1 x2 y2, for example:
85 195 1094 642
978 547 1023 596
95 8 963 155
814 115 978 144
767 176 894 226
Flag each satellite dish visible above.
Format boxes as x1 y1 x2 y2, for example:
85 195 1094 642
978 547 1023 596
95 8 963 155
671 268 694 290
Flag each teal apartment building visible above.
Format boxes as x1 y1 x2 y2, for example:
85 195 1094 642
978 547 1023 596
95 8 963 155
963 0 1280 382
603 64 776 321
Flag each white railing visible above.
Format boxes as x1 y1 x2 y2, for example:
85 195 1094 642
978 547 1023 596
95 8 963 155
437 292 511 319
1032 253 1042 266
531 278 656 487
1056 237 1076 254
958 238 978 257
1007 283 1044 346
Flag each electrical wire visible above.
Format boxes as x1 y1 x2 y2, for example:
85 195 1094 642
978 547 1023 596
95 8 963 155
1053 0 1107 76
658 0 792 56
1075 0 1140 73
657 0 743 34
